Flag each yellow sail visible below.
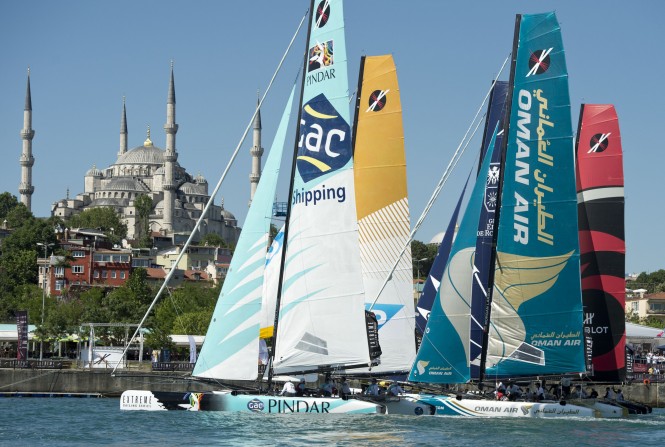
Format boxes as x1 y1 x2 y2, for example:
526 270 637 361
353 55 414 373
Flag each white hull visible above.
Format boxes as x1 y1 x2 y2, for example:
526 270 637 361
385 394 600 418
120 390 383 414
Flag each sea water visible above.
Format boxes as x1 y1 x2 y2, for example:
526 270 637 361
1 398 664 446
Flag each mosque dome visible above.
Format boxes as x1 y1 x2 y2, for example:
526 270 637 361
195 173 207 184
86 165 102 177
180 182 205 195
116 145 165 165
221 208 236 221
116 128 165 165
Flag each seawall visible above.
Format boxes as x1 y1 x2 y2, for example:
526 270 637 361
2 368 665 408
0 368 229 396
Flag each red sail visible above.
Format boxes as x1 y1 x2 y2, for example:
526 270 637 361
575 104 626 382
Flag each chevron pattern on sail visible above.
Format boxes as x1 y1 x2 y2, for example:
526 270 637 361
353 54 414 374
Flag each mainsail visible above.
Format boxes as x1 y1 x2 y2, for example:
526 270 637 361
469 81 508 379
575 104 626 382
273 0 373 374
353 54 414 374
409 127 499 384
485 12 586 377
192 87 296 380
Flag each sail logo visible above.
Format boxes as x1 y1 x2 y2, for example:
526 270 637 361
297 94 351 182
526 48 553 77
365 303 403 330
315 0 331 28
308 40 334 72
366 89 389 112
484 163 500 213
588 133 611 153
247 398 265 412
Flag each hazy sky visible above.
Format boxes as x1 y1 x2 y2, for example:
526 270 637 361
0 1 662 274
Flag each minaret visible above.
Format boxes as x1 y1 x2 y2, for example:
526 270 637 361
19 68 35 211
249 93 263 206
118 96 128 157
162 62 178 232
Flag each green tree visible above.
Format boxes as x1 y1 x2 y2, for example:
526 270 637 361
5 203 33 229
66 207 127 244
200 232 226 248
134 194 153 247
411 240 437 279
105 269 154 323
0 192 20 219
0 249 39 290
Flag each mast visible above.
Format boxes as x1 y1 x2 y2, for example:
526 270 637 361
350 55 366 155
266 0 314 388
478 15 520 382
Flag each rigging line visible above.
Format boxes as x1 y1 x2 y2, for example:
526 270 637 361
367 53 510 311
111 8 310 375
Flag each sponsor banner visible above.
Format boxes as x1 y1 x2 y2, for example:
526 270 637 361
16 310 28 361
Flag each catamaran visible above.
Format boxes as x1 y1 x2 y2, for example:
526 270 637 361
121 0 384 414
385 12 615 419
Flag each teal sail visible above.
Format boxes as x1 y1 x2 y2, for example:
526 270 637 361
409 127 499 384
485 12 585 377
193 87 296 380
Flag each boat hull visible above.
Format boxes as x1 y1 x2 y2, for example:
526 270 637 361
120 390 383 414
386 394 599 418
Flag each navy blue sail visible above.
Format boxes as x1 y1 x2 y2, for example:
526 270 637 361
469 81 508 379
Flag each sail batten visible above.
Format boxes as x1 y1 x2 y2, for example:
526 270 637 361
352 54 414 374
192 87 296 381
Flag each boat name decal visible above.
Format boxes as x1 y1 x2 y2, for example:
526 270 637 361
530 330 582 347
267 399 331 413
292 184 346 207
533 88 556 246
513 89 531 245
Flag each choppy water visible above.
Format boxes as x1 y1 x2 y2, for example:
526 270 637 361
1 398 665 446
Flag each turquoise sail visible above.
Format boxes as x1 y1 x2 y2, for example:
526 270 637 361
193 87 296 380
485 12 585 377
409 127 498 384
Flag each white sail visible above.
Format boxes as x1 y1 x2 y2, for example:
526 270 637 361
272 0 371 374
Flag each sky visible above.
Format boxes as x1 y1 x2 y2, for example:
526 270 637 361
0 1 662 274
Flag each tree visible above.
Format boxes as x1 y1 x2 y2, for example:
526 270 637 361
0 249 39 290
200 232 226 248
5 203 33 229
66 207 127 244
134 194 153 247
411 240 437 279
0 192 20 220
105 268 154 323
